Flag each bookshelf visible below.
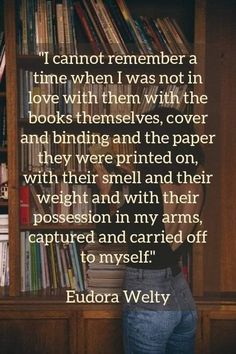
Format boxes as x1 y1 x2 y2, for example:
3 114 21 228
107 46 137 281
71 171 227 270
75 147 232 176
2 1 236 353
5 1 198 296
12 0 197 297
5 0 203 297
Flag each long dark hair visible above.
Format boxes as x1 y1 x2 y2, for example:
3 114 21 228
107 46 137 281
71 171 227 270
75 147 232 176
137 107 205 181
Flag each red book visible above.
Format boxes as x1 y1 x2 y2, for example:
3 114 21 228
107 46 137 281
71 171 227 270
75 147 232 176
20 185 30 224
74 2 100 54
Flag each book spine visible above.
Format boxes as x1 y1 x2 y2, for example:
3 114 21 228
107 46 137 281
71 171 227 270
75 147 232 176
81 0 109 53
104 0 137 53
60 245 70 287
46 1 54 53
74 2 99 54
95 0 127 54
20 232 26 291
115 0 144 54
20 185 30 225
40 243 47 289
56 2 65 54
171 18 192 54
72 241 84 291
25 232 31 292
55 243 66 288
62 0 72 53
50 242 58 289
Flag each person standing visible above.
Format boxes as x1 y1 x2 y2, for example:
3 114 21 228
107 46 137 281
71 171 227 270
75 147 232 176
94 107 205 354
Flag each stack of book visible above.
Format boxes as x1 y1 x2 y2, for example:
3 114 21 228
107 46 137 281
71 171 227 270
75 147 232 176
0 102 6 148
85 241 126 295
20 231 86 293
18 0 191 55
0 214 9 288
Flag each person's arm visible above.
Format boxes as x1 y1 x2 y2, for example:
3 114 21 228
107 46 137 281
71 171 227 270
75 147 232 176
160 183 205 251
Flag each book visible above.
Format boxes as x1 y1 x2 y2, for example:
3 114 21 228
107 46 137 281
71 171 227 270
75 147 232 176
19 185 30 224
17 0 190 55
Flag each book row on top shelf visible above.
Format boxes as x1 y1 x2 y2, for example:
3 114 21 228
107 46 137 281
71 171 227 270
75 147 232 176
17 0 192 56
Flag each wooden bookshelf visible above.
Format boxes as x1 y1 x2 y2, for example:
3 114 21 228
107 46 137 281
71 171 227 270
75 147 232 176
2 1 236 353
4 0 207 302
12 0 202 298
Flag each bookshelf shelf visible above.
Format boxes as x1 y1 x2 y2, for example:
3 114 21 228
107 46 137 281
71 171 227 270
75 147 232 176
0 92 6 98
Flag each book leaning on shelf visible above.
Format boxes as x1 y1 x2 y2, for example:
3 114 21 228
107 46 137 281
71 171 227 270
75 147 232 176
17 0 191 55
0 30 5 86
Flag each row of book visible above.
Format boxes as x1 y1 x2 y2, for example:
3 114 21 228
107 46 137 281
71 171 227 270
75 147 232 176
0 214 9 288
20 231 127 294
21 231 85 292
20 129 90 172
20 229 191 294
20 130 135 172
0 103 6 148
20 70 188 119
18 0 191 55
0 31 5 85
20 184 95 225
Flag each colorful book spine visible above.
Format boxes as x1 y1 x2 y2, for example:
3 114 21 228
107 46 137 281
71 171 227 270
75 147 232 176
20 185 30 225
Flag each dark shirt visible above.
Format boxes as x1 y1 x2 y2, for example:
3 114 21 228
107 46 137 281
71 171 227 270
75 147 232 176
96 182 179 269
95 107 202 269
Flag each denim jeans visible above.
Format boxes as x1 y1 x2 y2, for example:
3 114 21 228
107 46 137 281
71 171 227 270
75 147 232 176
123 267 197 354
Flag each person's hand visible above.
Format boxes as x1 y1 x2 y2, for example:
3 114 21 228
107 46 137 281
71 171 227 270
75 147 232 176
94 163 112 196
